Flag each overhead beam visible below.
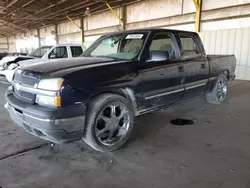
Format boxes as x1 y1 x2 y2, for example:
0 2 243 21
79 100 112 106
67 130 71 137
15 0 92 26
193 0 202 32
0 17 29 33
2 0 19 11
5 0 37 17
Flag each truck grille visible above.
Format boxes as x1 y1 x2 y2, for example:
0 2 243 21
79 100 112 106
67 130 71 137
13 70 39 87
13 87 35 104
12 70 41 104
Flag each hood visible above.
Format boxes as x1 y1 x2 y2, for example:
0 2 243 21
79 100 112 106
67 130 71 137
0 56 18 66
19 57 126 76
17 58 44 66
0 55 35 66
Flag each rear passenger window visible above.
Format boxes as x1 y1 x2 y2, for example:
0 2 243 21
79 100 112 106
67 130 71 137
179 35 201 57
150 32 177 60
70 46 83 57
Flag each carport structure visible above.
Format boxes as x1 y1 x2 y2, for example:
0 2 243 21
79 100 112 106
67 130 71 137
0 0 145 36
0 0 145 49
0 0 250 80
0 1 250 187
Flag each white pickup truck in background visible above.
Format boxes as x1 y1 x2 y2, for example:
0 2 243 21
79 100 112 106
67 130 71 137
0 43 86 83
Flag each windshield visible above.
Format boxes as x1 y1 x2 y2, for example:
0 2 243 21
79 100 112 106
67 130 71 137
28 46 52 58
83 32 148 60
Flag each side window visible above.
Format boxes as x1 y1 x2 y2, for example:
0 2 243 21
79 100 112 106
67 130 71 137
150 32 177 60
179 34 201 57
70 46 83 57
121 39 143 54
49 47 68 59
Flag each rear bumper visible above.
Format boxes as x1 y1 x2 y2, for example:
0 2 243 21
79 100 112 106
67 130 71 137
230 74 236 82
5 91 86 143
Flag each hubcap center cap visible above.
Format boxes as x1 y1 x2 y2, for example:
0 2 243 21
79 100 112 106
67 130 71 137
108 117 120 129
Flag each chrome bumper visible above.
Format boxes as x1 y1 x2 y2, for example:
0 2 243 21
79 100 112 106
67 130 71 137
5 102 85 143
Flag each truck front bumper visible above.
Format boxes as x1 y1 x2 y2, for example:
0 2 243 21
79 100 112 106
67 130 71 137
5 91 86 143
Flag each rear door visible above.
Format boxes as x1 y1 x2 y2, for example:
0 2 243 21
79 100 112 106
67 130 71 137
178 33 209 99
138 31 185 110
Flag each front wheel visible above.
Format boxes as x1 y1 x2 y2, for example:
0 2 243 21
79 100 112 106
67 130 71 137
206 74 229 104
82 94 134 152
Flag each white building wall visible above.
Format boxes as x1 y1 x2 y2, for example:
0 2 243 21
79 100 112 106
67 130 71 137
201 17 250 31
202 0 250 10
14 30 39 53
39 25 56 46
8 36 16 53
58 19 81 44
126 0 182 23
199 27 250 80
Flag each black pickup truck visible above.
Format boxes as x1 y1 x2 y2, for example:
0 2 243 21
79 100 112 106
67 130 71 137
5 29 236 152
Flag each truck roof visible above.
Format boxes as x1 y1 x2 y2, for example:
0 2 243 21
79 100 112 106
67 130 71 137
53 43 85 47
104 28 197 35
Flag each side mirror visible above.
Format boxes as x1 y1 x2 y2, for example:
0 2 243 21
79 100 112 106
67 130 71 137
148 50 169 62
49 54 56 59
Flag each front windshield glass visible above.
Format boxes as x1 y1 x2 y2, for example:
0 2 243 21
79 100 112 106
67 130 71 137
83 32 148 60
28 46 52 58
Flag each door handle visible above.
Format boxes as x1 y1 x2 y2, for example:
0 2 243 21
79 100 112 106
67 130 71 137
178 66 184 72
201 63 206 69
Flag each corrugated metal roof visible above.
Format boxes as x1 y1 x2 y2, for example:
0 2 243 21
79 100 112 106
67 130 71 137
0 0 144 37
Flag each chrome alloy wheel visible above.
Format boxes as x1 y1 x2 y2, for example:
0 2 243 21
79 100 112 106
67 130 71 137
95 102 131 146
217 78 228 101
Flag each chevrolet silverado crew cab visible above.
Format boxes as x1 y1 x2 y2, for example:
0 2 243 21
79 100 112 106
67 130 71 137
5 29 236 152
1 44 86 83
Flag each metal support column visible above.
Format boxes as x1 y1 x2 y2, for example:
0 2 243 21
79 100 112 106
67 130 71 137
6 37 9 52
121 5 127 30
80 17 84 43
105 2 125 30
55 24 58 44
66 15 83 43
37 29 41 47
193 0 202 32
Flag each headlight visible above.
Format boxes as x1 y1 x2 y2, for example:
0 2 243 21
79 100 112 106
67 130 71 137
8 63 18 70
37 78 64 91
36 95 61 107
36 78 64 107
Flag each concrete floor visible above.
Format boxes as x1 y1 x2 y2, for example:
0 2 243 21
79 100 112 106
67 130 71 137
0 81 250 188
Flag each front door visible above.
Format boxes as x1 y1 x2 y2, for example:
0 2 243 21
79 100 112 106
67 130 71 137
137 32 184 111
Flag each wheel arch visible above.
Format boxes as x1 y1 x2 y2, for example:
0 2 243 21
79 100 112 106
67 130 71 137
88 87 138 115
208 71 229 93
221 69 230 80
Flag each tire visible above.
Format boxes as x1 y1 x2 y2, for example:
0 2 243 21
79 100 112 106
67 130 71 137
82 93 134 152
206 74 229 104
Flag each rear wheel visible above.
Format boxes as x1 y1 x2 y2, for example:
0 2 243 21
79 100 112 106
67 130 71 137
206 74 228 104
83 94 134 152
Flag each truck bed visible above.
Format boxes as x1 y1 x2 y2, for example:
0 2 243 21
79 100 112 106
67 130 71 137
207 54 235 60
207 54 236 80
